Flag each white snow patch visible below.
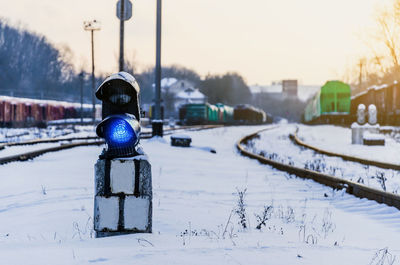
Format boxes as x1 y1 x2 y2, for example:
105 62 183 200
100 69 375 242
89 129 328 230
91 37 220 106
94 196 119 231
124 196 150 230
110 160 135 194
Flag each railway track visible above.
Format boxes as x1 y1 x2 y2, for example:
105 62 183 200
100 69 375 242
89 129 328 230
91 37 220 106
237 127 400 211
0 124 222 165
0 124 221 147
291 128 400 171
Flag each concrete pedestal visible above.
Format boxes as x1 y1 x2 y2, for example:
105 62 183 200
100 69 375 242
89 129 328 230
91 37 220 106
351 123 380 145
363 131 385 146
94 156 152 237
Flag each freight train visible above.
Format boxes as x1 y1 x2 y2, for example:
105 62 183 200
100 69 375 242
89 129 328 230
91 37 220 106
350 82 400 125
178 103 271 125
304 80 400 125
303 81 351 124
0 95 101 127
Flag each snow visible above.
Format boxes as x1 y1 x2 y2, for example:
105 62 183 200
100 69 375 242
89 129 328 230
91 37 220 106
124 196 150 230
250 124 400 194
0 125 399 264
0 125 96 143
297 124 400 165
94 196 120 231
110 159 135 194
47 118 99 125
160 77 178 88
175 88 205 100
363 131 385 141
0 125 98 158
171 134 191 139
0 95 99 109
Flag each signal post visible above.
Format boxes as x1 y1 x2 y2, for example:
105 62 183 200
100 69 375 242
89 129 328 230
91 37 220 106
94 72 152 237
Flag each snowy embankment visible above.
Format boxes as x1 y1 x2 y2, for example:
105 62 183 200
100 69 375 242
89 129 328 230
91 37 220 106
0 125 98 158
297 124 400 165
250 125 400 194
0 125 399 264
0 125 96 143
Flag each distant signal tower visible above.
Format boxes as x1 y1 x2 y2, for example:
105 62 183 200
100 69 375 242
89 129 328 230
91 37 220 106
282 80 298 97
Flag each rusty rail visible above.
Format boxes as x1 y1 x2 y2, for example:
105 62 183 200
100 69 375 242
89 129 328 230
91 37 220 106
237 127 400 210
292 128 400 171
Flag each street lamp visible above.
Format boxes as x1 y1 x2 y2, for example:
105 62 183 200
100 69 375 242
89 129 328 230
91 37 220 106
84 19 101 123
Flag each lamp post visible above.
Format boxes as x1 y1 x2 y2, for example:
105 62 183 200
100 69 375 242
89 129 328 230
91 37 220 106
79 71 84 124
84 20 101 123
152 0 163 136
119 0 125 71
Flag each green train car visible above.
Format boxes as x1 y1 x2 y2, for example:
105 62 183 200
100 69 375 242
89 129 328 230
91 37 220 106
180 103 211 124
216 103 234 123
179 102 269 125
304 81 351 124
179 103 233 124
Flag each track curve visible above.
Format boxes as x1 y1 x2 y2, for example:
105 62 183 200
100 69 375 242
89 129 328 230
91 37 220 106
237 127 400 210
291 128 400 171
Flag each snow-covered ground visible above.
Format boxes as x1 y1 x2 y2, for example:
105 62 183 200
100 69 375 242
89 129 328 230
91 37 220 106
0 125 98 158
250 124 400 194
0 125 399 264
297 124 400 165
0 125 97 143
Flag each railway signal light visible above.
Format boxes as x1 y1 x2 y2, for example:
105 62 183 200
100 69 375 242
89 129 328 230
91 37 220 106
94 72 152 238
95 72 141 158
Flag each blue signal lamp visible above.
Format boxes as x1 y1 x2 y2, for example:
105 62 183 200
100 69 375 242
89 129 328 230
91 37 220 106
96 113 140 158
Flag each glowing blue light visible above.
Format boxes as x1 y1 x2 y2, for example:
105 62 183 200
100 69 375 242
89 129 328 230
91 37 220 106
105 118 137 146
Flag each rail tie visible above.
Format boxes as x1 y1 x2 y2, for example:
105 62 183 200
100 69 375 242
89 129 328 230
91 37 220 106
291 128 400 171
237 127 400 211
0 124 222 164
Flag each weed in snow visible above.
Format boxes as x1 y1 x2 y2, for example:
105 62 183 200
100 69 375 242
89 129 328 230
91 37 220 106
235 188 248 230
369 248 396 265
255 205 273 230
41 185 47 195
248 136 399 194
72 217 94 240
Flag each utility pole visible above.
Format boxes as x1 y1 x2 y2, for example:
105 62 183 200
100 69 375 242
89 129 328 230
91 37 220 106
79 72 84 124
152 0 163 137
119 0 125 71
357 58 366 88
117 0 132 72
84 20 101 123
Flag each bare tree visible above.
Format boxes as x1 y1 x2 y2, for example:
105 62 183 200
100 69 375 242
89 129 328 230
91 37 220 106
347 1 400 90
375 8 400 74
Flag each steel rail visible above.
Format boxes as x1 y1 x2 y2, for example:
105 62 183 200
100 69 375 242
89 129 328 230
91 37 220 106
0 124 223 165
0 124 223 149
0 140 104 165
0 136 100 149
237 127 400 211
291 128 400 171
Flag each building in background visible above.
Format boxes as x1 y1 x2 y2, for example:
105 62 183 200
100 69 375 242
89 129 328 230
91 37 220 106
249 81 319 122
150 78 206 118
282 80 298 97
174 87 206 111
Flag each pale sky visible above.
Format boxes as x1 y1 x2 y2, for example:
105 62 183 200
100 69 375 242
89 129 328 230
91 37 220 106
0 0 392 85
